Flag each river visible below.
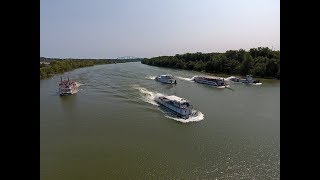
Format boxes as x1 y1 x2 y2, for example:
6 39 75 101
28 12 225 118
40 62 280 179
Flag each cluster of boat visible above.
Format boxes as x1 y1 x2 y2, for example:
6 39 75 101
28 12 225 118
155 74 261 87
59 74 261 119
152 74 262 119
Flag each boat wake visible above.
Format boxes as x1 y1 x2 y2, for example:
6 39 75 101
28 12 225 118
145 75 156 80
162 109 204 123
132 85 160 106
76 82 85 87
225 76 262 86
133 85 204 123
224 76 236 81
175 76 195 82
251 83 262 85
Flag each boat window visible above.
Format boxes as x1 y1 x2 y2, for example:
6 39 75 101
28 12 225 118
181 102 189 107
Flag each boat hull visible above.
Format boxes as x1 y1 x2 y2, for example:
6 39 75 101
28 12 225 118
155 77 176 84
59 89 79 96
59 92 78 96
229 79 262 85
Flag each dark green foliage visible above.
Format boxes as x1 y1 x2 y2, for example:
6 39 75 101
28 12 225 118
194 61 205 71
141 47 280 79
40 58 140 79
240 53 253 75
265 59 278 77
40 60 107 79
40 57 142 79
250 57 268 77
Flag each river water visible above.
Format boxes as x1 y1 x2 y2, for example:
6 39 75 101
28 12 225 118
40 62 280 179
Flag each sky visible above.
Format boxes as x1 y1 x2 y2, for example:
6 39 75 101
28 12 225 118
40 0 280 58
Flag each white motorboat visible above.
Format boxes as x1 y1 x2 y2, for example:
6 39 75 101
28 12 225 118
155 95 194 119
155 74 177 84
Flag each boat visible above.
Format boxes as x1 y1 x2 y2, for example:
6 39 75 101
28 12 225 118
193 76 228 88
155 95 194 119
155 74 177 84
59 76 79 96
226 75 262 85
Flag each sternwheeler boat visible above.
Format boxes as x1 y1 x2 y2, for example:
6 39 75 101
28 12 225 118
59 76 79 96
193 76 228 88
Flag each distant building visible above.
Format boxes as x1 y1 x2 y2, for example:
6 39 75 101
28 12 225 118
40 62 50 65
117 56 140 60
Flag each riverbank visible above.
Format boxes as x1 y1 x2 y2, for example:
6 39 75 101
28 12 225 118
40 58 141 79
141 47 280 79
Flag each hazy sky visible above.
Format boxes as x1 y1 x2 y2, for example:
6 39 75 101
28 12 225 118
41 0 279 58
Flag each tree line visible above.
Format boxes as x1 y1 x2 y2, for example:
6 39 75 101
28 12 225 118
40 58 140 79
141 47 280 79
40 57 143 63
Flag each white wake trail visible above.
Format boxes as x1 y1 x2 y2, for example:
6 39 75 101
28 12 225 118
163 110 204 123
145 75 156 80
175 76 195 82
132 85 160 106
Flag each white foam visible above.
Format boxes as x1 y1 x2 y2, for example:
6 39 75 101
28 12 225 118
145 75 156 80
251 83 262 85
76 82 85 87
164 110 204 123
132 85 160 106
225 76 236 81
176 76 195 82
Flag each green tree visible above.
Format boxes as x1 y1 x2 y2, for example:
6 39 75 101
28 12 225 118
240 53 253 75
141 47 280 79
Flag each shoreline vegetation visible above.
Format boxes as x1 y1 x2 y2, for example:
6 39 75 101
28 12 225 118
40 57 141 79
141 47 280 79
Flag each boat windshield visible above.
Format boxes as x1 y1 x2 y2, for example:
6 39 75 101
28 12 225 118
181 102 190 107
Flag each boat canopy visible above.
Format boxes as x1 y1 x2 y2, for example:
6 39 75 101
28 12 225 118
160 74 173 78
165 95 188 103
